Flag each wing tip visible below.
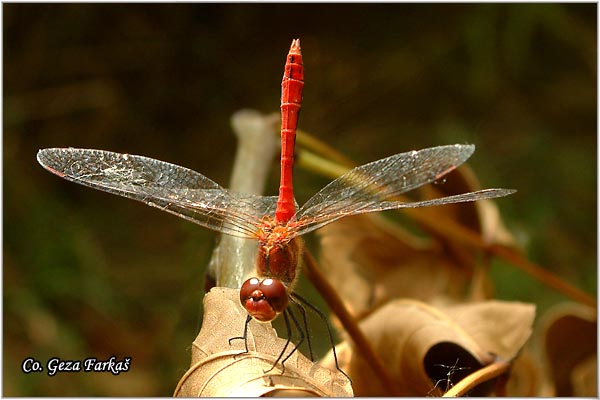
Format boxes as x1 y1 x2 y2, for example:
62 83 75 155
456 143 475 155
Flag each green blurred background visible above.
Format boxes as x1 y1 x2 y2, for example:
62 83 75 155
4 4 596 396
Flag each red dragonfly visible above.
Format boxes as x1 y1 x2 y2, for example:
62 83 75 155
37 39 514 378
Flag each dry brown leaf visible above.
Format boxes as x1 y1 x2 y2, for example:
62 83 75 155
541 302 597 396
323 299 534 396
317 163 518 319
318 213 474 316
442 300 536 361
174 288 353 397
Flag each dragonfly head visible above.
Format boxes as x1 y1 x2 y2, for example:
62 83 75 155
240 277 289 322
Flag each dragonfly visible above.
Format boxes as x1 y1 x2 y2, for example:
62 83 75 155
37 39 515 380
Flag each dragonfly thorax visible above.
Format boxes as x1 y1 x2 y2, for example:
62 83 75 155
256 217 296 243
256 226 302 285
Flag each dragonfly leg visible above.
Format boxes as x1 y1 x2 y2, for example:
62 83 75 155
264 310 293 374
291 292 352 383
290 299 314 361
228 314 252 354
277 307 306 370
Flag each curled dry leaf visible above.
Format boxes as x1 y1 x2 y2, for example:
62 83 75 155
541 302 597 396
443 300 536 361
323 299 534 396
174 288 353 397
318 213 472 316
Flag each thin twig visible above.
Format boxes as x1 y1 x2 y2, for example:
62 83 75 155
302 251 403 396
405 207 596 309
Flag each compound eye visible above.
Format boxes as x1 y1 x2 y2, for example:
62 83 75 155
239 278 288 322
258 278 288 314
240 277 261 303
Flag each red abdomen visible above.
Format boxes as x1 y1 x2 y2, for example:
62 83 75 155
275 39 304 223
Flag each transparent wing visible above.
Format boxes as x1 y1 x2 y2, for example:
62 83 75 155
37 148 278 239
290 144 515 237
